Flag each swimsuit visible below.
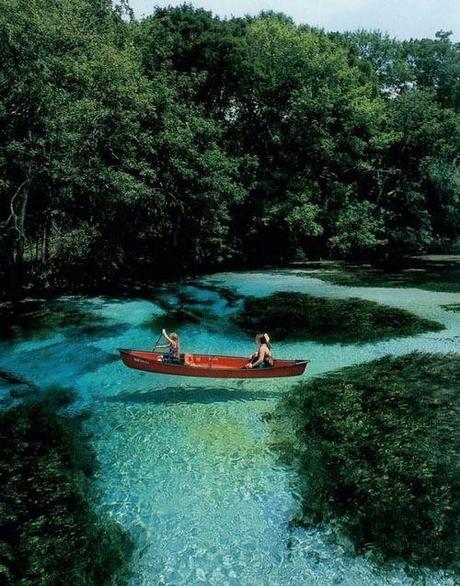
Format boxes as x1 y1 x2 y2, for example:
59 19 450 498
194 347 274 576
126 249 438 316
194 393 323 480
164 342 180 363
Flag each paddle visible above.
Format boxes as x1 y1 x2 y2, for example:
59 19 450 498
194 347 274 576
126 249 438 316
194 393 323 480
152 331 162 351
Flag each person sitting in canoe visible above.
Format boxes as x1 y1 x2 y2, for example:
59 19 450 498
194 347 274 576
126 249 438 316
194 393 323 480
245 333 274 368
156 329 180 363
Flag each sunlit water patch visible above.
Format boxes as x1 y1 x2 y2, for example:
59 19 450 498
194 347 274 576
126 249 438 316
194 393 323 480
0 271 458 585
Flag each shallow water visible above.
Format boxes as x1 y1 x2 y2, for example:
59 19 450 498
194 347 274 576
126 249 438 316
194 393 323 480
1 270 459 585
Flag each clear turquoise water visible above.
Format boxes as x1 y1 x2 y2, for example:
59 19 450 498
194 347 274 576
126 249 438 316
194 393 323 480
1 270 459 585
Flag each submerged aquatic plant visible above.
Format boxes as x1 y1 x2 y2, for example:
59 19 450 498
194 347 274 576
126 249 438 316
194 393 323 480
442 303 460 312
309 258 460 293
0 389 133 585
235 291 443 343
270 353 460 568
0 299 112 341
144 305 217 333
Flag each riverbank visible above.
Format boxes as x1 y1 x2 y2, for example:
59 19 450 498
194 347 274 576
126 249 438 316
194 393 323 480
2 255 459 302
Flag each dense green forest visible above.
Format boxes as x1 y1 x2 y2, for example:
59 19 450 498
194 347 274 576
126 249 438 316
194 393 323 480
1 1 459 293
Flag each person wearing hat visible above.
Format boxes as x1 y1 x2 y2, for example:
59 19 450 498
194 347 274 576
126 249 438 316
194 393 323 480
245 333 274 368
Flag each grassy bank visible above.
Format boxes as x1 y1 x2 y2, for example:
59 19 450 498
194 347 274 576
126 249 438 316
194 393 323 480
235 292 443 343
269 353 459 567
0 390 133 585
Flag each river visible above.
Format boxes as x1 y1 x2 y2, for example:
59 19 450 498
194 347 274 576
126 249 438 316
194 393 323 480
1 269 459 585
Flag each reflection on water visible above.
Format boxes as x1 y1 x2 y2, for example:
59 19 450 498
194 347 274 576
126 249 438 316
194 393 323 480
0 270 459 585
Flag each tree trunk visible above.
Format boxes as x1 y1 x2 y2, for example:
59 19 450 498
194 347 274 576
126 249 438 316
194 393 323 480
41 220 48 264
14 185 29 264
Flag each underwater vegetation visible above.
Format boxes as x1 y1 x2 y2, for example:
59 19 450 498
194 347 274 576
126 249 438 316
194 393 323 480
308 258 460 293
189 282 243 308
147 306 209 331
0 299 113 341
270 353 459 568
142 284 238 332
0 389 133 585
235 292 443 343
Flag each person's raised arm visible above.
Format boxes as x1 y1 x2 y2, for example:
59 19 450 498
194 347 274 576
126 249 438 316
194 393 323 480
162 328 175 345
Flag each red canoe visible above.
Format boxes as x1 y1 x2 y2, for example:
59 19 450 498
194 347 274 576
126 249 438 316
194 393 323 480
118 349 309 379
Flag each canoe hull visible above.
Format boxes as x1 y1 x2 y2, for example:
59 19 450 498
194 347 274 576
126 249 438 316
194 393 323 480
118 349 309 379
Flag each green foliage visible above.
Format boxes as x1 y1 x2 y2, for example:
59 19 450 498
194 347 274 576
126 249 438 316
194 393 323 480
0 390 132 585
235 291 443 342
328 201 386 257
340 30 460 110
271 353 460 567
0 2 458 293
